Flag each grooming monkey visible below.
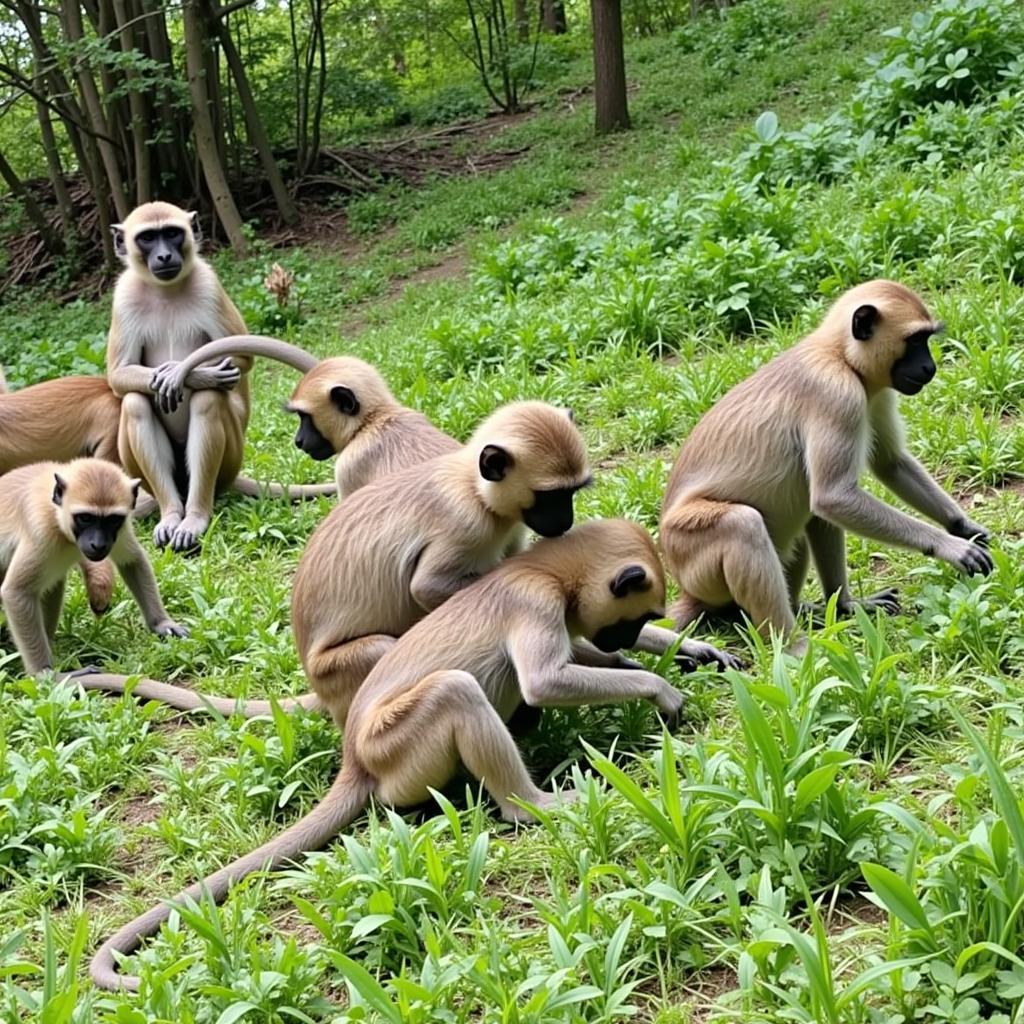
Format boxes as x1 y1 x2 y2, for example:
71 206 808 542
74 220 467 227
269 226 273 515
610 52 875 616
153 335 458 497
0 459 187 675
660 280 993 642
90 518 718 992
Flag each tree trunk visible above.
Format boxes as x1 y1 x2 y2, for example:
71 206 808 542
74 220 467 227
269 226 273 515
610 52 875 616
591 0 629 133
35 91 77 238
541 0 567 32
112 0 153 203
183 0 247 253
59 0 131 218
0 149 63 254
215 15 299 224
514 0 529 40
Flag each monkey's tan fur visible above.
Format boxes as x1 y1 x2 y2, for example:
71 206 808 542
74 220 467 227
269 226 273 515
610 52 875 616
89 518 701 992
661 279 992 640
0 458 185 674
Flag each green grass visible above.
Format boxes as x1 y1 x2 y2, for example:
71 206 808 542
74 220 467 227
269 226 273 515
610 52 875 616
3 0 1024 1018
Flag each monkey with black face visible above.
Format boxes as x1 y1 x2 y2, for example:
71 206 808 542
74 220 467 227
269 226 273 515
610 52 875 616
89 518 706 992
660 279 993 643
0 459 188 675
153 335 458 497
107 201 257 552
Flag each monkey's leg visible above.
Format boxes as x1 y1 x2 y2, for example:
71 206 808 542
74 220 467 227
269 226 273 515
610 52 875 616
362 670 556 823
664 502 795 639
2 578 53 674
42 580 66 644
784 536 810 612
169 392 242 551
304 634 397 728
805 516 899 620
119 393 184 547
79 559 115 616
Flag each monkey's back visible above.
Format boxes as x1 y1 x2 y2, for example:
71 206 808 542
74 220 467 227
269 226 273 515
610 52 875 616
0 378 120 474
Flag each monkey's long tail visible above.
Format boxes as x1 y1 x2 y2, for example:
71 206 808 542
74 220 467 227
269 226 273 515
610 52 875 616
173 333 320 378
231 475 337 500
89 761 374 992
63 672 322 718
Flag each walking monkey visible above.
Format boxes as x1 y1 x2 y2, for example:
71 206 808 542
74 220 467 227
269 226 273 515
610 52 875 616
660 280 993 642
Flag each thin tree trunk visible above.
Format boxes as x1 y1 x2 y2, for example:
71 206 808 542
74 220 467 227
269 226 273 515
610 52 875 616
0 149 62 254
112 0 152 203
591 0 629 133
215 14 299 224
309 0 327 165
60 0 130 218
541 0 567 32
513 0 528 40
183 0 247 253
34 87 77 237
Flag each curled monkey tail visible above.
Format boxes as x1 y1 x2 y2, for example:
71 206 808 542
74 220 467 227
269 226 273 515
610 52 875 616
62 672 323 718
174 334 319 379
231 475 337 500
89 761 373 992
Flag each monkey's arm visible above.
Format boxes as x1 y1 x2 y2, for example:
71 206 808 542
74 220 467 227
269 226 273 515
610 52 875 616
1 552 53 673
807 417 992 575
106 315 157 396
633 622 743 671
511 621 683 725
409 547 479 612
869 392 988 541
114 539 189 637
570 638 644 669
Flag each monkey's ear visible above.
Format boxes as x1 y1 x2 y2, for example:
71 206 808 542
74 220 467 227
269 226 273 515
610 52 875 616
188 211 202 244
52 474 67 507
479 444 513 482
330 385 360 416
111 225 126 257
129 479 142 509
852 304 879 341
610 565 649 598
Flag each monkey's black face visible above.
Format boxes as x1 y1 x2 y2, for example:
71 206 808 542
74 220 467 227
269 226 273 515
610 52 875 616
523 486 579 537
136 226 187 281
592 613 655 653
891 330 938 395
293 412 335 460
73 513 125 562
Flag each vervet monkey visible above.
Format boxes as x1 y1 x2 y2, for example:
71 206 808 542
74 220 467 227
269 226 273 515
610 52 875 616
0 459 187 675
107 201 261 552
660 279 993 641
0 372 129 616
73 401 591 724
90 518 731 992
153 335 458 497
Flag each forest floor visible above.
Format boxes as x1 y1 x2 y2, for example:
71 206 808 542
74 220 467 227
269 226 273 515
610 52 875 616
3 0 1024 1020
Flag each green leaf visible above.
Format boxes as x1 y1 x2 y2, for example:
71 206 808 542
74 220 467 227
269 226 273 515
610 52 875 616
215 1003 259 1024
327 952 402 1024
860 863 935 943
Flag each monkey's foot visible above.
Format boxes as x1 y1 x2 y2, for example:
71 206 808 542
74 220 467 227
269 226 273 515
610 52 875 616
677 639 745 673
133 491 159 519
501 788 577 823
169 513 209 553
153 511 184 548
152 619 190 639
851 588 901 616
59 665 102 681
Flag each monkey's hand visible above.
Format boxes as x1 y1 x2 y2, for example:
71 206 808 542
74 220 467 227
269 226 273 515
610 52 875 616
650 677 685 731
61 665 102 680
187 358 242 393
150 361 187 413
151 619 190 639
936 535 994 577
676 639 744 673
948 516 991 549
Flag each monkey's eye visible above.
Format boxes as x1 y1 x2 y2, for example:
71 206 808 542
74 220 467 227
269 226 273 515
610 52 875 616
138 230 157 244
164 227 184 242
73 513 96 529
105 515 126 533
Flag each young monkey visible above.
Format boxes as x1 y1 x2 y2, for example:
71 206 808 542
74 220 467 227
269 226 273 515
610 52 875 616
90 518 714 992
0 459 188 675
152 334 458 497
660 279 993 643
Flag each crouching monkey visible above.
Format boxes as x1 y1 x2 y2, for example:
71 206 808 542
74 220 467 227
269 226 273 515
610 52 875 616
660 279 993 643
89 518 718 992
0 459 187 675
